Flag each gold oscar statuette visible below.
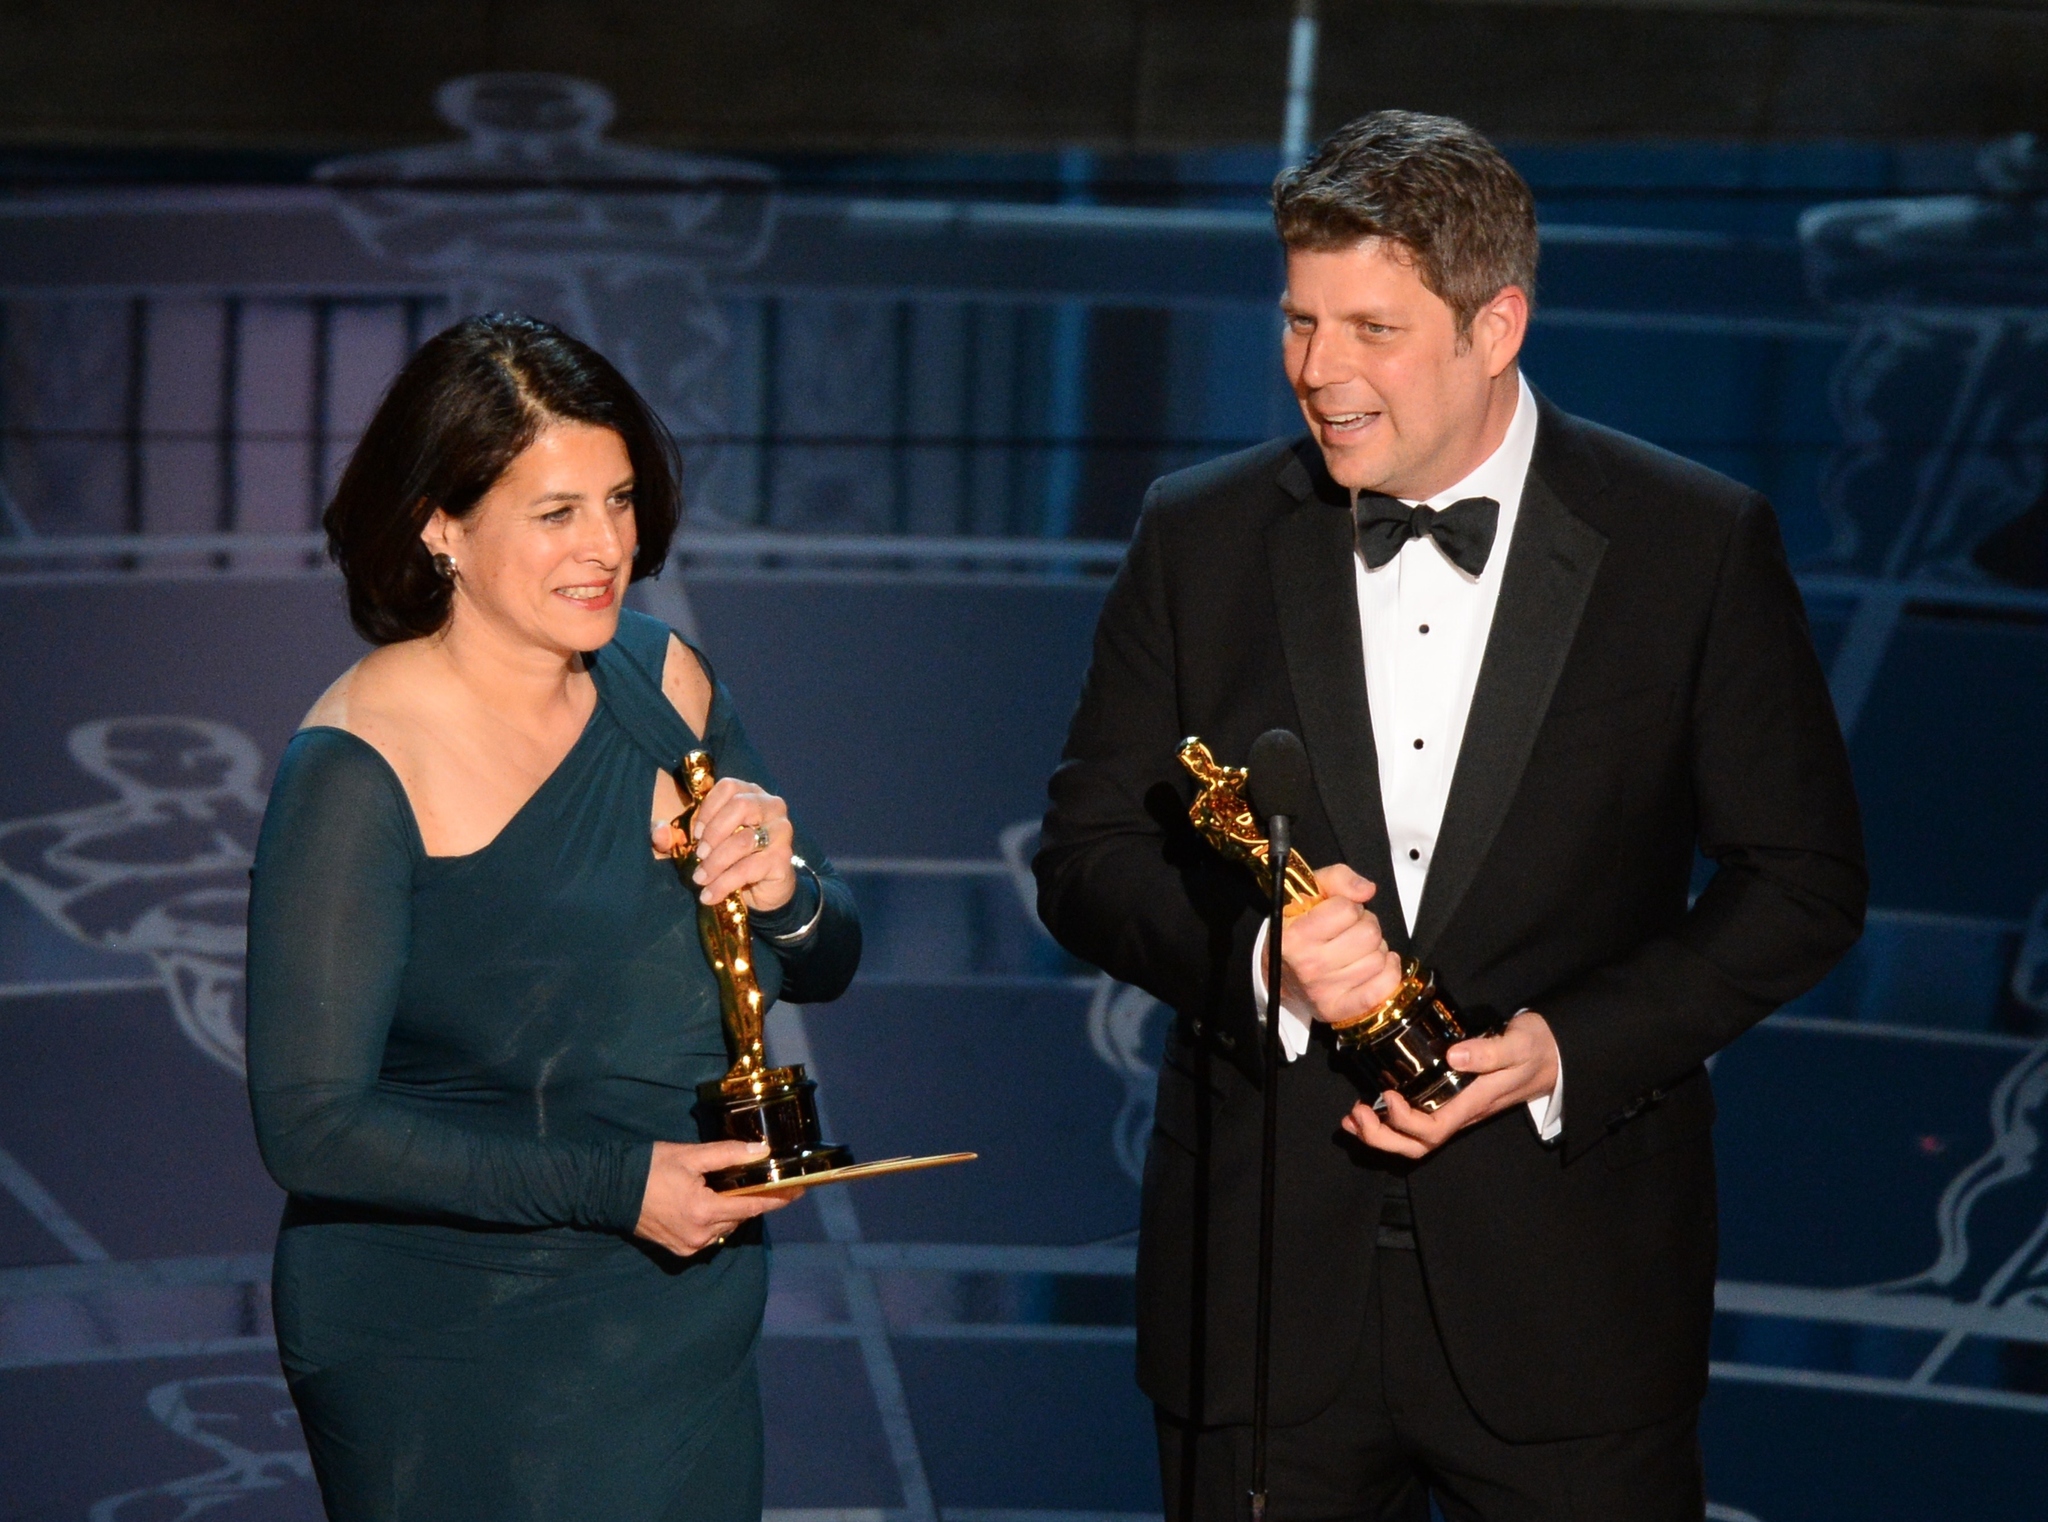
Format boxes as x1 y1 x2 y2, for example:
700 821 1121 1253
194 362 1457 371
1177 737 1485 1112
671 750 975 1195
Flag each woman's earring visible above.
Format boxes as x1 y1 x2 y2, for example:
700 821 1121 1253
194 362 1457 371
432 552 458 581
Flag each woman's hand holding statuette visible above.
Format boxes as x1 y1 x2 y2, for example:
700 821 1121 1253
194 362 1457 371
634 1140 800 1256
649 776 798 912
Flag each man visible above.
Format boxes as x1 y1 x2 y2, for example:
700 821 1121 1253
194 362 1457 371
1033 112 1865 1521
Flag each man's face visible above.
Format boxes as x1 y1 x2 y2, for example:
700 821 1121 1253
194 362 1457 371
1281 239 1526 499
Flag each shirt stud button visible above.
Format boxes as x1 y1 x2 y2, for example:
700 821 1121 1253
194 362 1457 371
1409 848 1421 861
1413 738 1424 749
1418 624 1430 634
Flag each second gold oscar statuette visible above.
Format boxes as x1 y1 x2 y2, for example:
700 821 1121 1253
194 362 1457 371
1176 737 1484 1112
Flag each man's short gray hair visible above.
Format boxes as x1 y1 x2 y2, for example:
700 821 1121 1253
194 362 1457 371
1273 111 1538 335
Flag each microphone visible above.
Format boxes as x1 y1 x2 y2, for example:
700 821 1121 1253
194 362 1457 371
1248 727 1313 843
1244 727 1311 1522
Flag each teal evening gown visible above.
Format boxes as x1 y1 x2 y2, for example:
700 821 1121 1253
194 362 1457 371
244 609 859 1521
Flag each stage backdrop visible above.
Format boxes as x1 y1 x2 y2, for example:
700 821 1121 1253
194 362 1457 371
4 103 2047 1522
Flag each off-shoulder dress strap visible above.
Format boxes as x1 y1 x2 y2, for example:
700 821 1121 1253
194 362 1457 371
586 607 717 772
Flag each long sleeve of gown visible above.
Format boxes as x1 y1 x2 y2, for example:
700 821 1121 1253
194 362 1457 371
245 730 653 1232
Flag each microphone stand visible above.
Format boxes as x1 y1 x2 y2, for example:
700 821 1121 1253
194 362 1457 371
1249 812 1289 1522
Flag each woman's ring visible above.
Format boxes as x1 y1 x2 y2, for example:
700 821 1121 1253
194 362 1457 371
751 824 771 851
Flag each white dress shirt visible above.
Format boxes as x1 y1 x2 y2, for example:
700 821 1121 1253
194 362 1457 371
1252 372 1564 1139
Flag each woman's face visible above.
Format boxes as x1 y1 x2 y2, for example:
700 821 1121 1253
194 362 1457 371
423 421 640 655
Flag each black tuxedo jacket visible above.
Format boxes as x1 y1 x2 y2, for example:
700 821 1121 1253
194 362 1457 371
1033 395 1866 1442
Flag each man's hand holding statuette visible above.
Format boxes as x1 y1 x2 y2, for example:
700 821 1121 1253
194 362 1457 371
1283 864 1407 1022
1341 1013 1561 1159
1289 864 1562 1159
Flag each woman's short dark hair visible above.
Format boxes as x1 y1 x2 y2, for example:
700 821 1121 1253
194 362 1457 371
324 313 682 645
1272 111 1538 337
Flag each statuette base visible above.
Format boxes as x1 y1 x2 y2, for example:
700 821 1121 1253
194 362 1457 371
698 1063 856 1190
1331 961 1488 1113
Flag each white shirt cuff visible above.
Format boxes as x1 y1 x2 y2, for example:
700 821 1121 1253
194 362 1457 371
1248 919 1313 1061
1525 1026 1564 1142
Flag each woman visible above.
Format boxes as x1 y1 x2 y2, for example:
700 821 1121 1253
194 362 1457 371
245 313 860 1520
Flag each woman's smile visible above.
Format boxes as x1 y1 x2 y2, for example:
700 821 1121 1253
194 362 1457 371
553 580 618 610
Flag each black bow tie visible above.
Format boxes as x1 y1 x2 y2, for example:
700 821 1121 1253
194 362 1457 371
1354 493 1500 577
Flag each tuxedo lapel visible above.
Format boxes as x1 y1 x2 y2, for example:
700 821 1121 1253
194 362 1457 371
1267 449 1408 951
1410 465 1608 960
